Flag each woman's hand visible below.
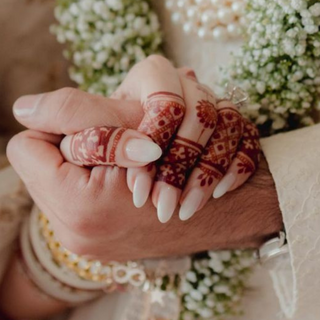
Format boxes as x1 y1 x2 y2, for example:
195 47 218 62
7 55 269 262
59 56 261 222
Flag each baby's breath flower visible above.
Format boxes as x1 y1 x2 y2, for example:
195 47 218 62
227 0 320 135
51 0 162 96
180 251 255 320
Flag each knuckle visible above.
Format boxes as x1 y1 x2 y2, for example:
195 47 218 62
55 87 77 100
146 54 172 69
53 87 79 134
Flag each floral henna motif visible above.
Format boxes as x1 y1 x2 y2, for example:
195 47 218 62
236 120 261 174
196 100 217 129
138 92 185 151
156 136 203 189
70 127 125 166
196 107 244 187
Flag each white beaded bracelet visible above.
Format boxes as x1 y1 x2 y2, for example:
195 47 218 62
29 206 110 291
30 206 148 290
20 217 100 304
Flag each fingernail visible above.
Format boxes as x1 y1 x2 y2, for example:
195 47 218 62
125 139 162 163
213 173 236 199
133 173 153 208
13 94 42 117
157 187 178 223
179 188 204 221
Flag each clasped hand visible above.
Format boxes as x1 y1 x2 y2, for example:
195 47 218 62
7 55 263 261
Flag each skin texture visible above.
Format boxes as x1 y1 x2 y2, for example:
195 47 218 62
0 157 282 320
0 256 69 320
1 57 282 320
7 86 280 263
180 101 245 217
112 59 261 222
60 126 162 168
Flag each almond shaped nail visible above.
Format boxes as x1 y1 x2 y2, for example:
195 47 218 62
179 188 204 221
125 139 162 163
157 187 178 223
213 173 236 199
133 173 153 208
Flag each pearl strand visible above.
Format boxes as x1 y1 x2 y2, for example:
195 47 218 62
165 0 247 41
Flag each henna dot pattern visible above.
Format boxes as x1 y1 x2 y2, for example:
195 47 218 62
196 99 217 129
197 107 244 187
138 92 185 151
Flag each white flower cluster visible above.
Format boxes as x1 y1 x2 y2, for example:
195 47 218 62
228 0 320 134
180 250 255 320
51 0 162 96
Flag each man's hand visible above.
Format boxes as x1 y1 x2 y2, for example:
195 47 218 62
7 57 283 262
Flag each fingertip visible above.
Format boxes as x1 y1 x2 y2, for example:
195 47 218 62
212 173 236 199
13 94 42 119
60 135 73 163
179 188 204 221
125 138 162 163
132 172 153 208
157 186 178 223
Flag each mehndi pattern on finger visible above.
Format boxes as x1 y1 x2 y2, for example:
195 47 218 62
138 91 185 151
197 107 244 187
235 119 261 175
70 127 126 166
156 136 203 189
196 100 217 130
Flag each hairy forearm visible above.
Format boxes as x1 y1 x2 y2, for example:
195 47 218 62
121 157 283 261
197 157 283 250
0 254 69 320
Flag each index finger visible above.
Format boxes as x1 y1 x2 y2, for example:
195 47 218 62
125 56 186 208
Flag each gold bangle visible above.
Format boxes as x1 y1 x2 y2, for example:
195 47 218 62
38 213 146 288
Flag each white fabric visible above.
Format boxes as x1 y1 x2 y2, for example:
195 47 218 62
261 125 320 320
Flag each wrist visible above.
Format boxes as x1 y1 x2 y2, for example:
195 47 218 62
227 156 283 249
198 156 283 251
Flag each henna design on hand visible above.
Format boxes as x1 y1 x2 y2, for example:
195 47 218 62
70 127 125 166
138 92 185 151
197 107 244 187
196 100 217 129
235 120 261 174
156 136 203 189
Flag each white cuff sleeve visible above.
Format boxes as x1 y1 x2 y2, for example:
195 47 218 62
261 124 320 319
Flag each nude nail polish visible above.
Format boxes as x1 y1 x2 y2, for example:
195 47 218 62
133 173 153 208
157 186 178 223
125 139 162 163
213 173 236 199
13 94 42 117
179 188 204 221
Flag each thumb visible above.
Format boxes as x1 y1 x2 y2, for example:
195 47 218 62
60 126 162 168
12 88 144 135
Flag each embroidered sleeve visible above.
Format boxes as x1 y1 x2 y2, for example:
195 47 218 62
261 123 320 318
